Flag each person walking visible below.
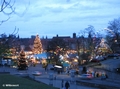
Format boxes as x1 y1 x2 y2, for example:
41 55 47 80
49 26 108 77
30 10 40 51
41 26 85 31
65 81 70 89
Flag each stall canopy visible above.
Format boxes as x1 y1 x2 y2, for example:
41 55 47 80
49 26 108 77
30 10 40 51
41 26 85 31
62 62 70 67
34 52 48 59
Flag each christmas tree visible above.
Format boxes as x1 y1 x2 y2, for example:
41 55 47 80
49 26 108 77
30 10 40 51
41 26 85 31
17 49 28 70
95 38 112 54
33 35 43 54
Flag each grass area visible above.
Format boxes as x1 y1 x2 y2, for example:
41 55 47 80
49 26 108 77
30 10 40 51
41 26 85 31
0 74 59 89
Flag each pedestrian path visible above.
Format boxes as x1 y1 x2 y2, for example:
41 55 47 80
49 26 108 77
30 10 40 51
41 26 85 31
35 78 98 89
31 72 120 89
1 65 120 89
28 71 98 89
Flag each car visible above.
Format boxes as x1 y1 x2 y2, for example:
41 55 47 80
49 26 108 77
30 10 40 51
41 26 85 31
50 67 54 70
32 71 42 76
78 74 93 80
90 59 100 62
107 54 119 58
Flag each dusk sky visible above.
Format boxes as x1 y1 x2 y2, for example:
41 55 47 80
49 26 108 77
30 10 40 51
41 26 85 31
0 0 120 38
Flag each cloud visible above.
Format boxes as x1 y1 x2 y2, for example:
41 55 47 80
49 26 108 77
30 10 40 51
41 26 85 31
0 0 120 38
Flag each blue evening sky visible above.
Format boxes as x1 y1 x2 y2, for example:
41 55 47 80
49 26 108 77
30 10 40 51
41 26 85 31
0 0 120 38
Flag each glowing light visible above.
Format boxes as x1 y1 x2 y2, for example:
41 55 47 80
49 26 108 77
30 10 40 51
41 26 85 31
65 60 69 63
54 65 62 68
74 59 78 62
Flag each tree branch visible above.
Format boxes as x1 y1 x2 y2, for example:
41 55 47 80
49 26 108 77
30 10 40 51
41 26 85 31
0 0 29 25
0 17 10 25
1 0 15 15
11 26 19 35
0 0 15 25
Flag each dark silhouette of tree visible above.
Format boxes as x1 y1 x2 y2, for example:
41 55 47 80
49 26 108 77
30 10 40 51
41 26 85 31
85 25 96 52
107 17 120 42
47 37 67 52
77 25 96 64
47 37 68 63
80 52 90 63
0 27 19 58
0 33 9 57
106 17 120 53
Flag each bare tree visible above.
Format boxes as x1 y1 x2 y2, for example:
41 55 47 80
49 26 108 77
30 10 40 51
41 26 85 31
105 17 120 53
0 0 29 25
85 25 95 37
107 17 120 41
0 0 15 25
84 25 96 49
0 0 15 14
